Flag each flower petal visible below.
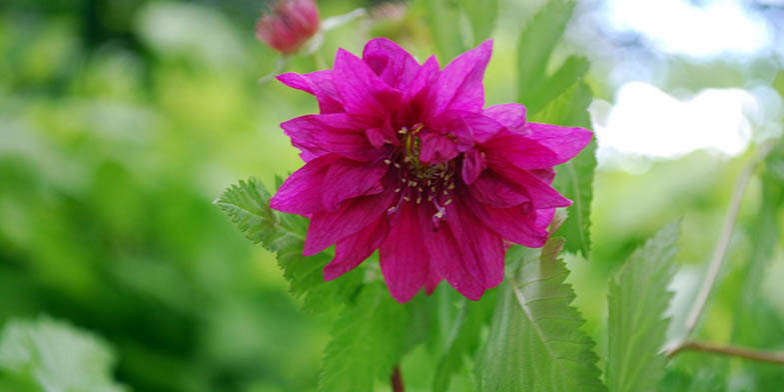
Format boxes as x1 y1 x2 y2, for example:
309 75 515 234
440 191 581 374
525 122 593 164
467 196 549 248
426 40 493 117
430 200 504 300
304 190 396 255
469 170 529 208
434 110 504 144
379 203 430 302
324 218 389 280
482 131 561 170
491 162 572 208
281 114 378 161
403 56 440 104
461 149 485 185
321 159 386 211
484 103 527 132
270 154 336 214
332 48 402 117
420 133 459 163
362 37 421 89
277 71 343 113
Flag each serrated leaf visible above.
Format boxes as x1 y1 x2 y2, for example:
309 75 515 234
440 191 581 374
0 317 126 392
517 0 576 106
476 238 606 392
318 283 408 392
606 223 681 392
457 0 499 45
533 82 596 256
215 178 362 313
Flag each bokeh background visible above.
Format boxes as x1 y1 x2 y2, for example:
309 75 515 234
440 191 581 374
0 0 783 391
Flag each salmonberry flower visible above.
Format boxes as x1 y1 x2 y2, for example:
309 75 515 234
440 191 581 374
256 0 320 54
271 38 592 302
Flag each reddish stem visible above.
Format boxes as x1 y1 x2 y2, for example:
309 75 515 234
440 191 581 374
390 365 404 392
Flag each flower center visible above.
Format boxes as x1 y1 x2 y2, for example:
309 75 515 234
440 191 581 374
384 125 457 227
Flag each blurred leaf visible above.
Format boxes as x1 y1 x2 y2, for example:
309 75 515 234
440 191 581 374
476 238 606 392
457 0 499 45
0 317 125 392
432 296 487 392
318 283 408 392
527 55 589 115
417 0 467 60
215 178 363 314
606 223 680 392
517 0 576 107
533 82 596 256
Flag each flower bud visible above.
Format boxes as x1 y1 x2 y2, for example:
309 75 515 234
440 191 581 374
255 0 320 54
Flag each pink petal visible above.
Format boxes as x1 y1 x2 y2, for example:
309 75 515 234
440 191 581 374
491 161 572 209
332 49 402 117
403 56 440 104
469 170 529 208
277 71 343 113
379 204 430 302
324 218 389 280
433 110 504 144
270 154 336 214
430 200 505 300
304 190 396 255
484 103 527 132
426 40 493 117
322 159 387 211
482 131 562 170
525 122 593 164
362 37 421 89
281 114 378 161
461 149 485 185
420 133 459 163
467 196 549 248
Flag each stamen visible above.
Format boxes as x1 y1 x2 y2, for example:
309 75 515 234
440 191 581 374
383 159 391 165
416 196 422 204
394 188 401 193
445 199 453 206
403 196 411 202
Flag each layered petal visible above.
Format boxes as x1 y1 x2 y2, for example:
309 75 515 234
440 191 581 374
525 122 593 164
433 110 504 144
426 40 493 117
420 133 459 163
379 203 430 302
482 131 562 170
322 159 387 211
362 37 421 90
467 195 549 248
280 113 378 161
490 162 572 208
484 103 527 132
426 200 504 300
332 49 402 117
270 154 336 214
461 149 485 185
304 190 396 255
277 71 343 113
324 218 389 280
469 170 528 208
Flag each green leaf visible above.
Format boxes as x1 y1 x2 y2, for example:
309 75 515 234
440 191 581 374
526 55 590 115
215 178 363 313
318 283 408 392
416 0 467 61
533 82 596 256
476 239 606 392
517 0 576 107
606 223 681 392
457 0 499 44
432 292 490 392
0 317 126 392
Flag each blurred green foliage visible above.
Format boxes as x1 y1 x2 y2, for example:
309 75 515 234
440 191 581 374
0 0 783 391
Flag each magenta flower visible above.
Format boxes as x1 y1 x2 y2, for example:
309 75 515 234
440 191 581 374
270 38 592 302
256 0 320 54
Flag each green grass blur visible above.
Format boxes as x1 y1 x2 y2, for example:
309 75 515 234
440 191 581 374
0 0 782 391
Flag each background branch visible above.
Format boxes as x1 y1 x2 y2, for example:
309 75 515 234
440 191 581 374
666 341 784 366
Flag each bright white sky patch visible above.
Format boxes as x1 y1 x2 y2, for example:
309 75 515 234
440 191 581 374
604 0 773 58
591 82 757 165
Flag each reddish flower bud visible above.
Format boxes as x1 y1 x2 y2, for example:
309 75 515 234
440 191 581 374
256 0 320 54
